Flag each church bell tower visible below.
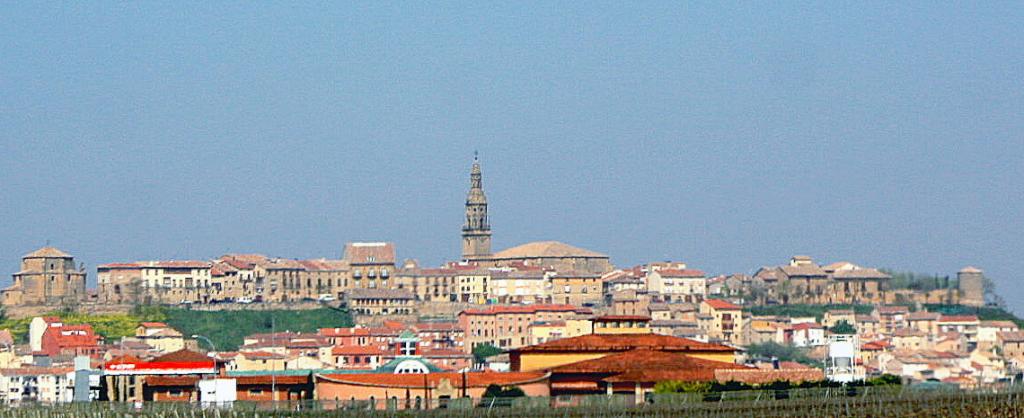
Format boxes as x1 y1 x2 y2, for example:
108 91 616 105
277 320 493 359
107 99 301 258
462 153 492 261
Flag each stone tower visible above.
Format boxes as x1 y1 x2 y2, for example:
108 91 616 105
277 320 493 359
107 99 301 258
462 154 492 261
958 266 985 307
2 247 87 307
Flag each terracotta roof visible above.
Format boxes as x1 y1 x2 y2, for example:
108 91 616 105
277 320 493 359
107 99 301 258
240 351 288 360
331 345 386 356
219 256 264 270
938 315 980 323
980 320 1018 329
299 259 349 271
492 241 607 259
998 331 1024 343
657 269 706 278
145 261 211 269
779 265 826 277
153 349 212 363
234 374 309 385
318 327 371 338
790 322 823 331
959 266 983 274
343 242 396 264
862 340 890 350
23 247 72 258
893 328 926 337
259 258 305 270
554 349 748 383
0 330 13 346
460 304 589 316
703 299 741 310
139 322 169 328
593 315 651 322
831 268 891 280
44 325 100 351
513 333 735 354
0 366 74 376
907 312 941 321
822 261 859 271
316 371 548 388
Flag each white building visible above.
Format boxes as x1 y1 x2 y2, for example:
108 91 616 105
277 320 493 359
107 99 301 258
0 367 75 404
826 334 864 383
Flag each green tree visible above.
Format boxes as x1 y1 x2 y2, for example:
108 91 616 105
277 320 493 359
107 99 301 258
472 344 503 363
829 320 856 335
482 384 525 398
653 381 712 394
745 342 818 367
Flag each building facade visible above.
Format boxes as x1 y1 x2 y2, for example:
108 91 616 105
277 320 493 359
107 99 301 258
2 247 87 307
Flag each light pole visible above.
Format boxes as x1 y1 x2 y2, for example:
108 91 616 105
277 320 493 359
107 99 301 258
192 334 216 352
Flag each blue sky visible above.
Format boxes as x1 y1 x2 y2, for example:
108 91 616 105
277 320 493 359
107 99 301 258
1 3 1022 310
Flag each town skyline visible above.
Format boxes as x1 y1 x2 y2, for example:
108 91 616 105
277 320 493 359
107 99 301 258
2 3 1020 313
3 154 1000 302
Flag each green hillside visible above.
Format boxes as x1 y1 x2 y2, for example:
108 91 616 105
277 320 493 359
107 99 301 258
0 306 354 351
160 306 354 351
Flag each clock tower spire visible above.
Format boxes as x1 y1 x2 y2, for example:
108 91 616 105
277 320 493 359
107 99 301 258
462 153 492 260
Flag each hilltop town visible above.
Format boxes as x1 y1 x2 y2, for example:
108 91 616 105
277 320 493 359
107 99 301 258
0 157 1016 408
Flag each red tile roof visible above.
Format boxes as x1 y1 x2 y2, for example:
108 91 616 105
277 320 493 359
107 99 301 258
657 269 706 278
153 349 212 363
938 315 980 323
593 315 651 322
139 322 169 328
147 261 211 269
862 340 891 350
703 299 741 310
552 349 748 383
876 306 910 314
316 371 548 388
343 242 396 264
234 375 310 385
331 345 387 356
513 333 735 354
318 327 371 338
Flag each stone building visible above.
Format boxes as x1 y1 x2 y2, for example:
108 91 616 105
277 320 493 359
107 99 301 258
756 256 891 305
549 270 603 306
99 253 352 305
343 242 397 291
958 266 985 307
485 241 613 275
346 288 416 316
97 263 144 304
394 266 458 302
2 247 87 307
